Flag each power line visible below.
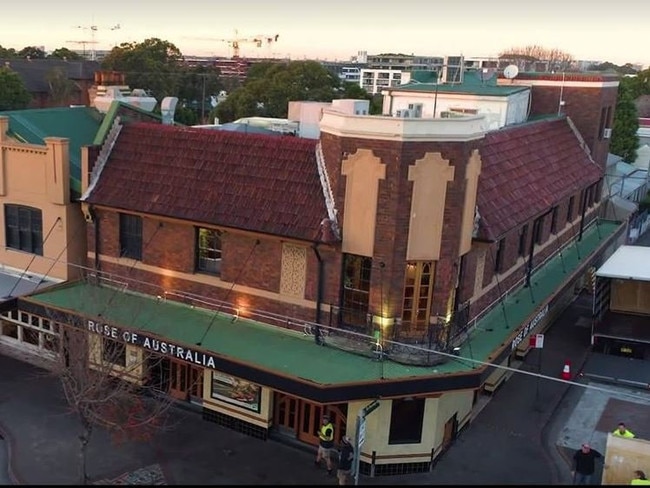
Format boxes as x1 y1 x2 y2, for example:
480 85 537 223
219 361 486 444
5 228 649 402
195 238 259 346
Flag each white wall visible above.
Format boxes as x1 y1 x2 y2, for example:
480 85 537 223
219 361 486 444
383 90 530 129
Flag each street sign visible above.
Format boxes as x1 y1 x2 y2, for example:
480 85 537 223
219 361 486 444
363 400 380 416
358 418 366 447
529 333 544 349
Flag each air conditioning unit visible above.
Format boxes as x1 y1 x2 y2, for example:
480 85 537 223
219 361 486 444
395 109 412 118
603 128 612 139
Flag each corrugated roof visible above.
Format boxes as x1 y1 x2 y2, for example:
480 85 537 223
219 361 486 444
477 117 603 240
0 106 104 198
388 70 529 96
83 123 334 242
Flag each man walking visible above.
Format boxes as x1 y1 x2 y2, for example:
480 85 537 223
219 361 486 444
337 436 355 485
572 442 602 485
315 414 335 475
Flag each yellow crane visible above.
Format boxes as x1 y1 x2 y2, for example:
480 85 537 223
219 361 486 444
185 30 279 59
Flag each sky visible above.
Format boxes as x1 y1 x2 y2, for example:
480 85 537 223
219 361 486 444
2 0 648 67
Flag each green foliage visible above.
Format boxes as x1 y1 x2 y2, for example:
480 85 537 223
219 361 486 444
610 84 639 163
589 61 639 75
216 60 356 123
0 45 18 58
621 68 650 100
0 67 31 110
46 67 76 106
48 47 83 61
101 38 184 100
173 105 199 126
17 46 46 59
175 65 223 124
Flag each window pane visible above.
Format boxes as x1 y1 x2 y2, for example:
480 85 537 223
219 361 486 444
196 228 222 275
401 262 434 327
119 214 143 260
341 253 371 327
388 398 425 444
4 205 43 255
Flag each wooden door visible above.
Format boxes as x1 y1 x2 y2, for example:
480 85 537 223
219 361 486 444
298 401 322 444
169 360 203 400
442 413 458 450
272 393 348 447
299 402 348 445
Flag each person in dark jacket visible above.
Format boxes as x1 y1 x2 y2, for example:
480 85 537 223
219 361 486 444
337 436 354 485
572 442 602 485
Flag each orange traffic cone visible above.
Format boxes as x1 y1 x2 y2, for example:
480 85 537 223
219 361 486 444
561 360 571 380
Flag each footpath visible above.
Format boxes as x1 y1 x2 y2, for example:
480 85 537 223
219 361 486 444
1 290 649 485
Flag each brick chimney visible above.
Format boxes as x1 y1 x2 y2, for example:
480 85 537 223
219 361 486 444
500 72 619 170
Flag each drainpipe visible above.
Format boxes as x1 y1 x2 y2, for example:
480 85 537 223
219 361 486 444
312 243 325 346
92 205 100 271
578 186 591 242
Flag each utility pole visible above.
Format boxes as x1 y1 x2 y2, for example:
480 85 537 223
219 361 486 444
353 400 380 485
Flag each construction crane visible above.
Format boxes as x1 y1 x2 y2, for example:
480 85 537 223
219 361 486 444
65 40 99 59
69 23 121 60
185 30 279 59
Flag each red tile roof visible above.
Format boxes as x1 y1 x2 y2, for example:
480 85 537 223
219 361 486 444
84 123 335 243
477 117 603 240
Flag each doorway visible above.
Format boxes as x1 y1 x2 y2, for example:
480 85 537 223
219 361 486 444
168 360 203 400
442 413 458 451
272 392 347 446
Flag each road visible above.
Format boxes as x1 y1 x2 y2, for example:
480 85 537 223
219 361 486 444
0 227 647 485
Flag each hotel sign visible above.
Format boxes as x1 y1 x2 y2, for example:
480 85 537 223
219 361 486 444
87 320 217 369
510 304 549 352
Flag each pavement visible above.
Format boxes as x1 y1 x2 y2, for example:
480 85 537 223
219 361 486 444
1 277 650 484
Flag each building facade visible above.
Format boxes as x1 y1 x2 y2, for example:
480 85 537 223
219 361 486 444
0 73 628 475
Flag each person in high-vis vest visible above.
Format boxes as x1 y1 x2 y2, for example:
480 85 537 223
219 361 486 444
631 470 650 485
613 422 636 438
315 414 335 475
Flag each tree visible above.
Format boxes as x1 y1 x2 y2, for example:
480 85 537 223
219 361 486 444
499 45 574 71
610 83 639 163
101 38 185 102
621 68 650 100
49 47 83 61
175 65 224 124
46 67 77 106
0 45 18 58
0 67 31 110
18 45 46 59
45 300 175 485
588 62 639 76
216 60 341 122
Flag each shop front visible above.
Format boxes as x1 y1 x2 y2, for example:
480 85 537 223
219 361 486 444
9 281 486 476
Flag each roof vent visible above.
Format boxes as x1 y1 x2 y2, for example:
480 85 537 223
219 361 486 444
160 97 179 125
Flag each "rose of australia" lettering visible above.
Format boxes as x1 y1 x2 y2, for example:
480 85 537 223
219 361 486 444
87 320 216 369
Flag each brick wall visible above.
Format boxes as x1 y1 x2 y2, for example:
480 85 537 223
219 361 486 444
466 195 601 322
89 207 340 328
528 84 619 169
320 133 483 326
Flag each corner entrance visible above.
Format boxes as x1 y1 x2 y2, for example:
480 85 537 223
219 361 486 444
272 392 347 446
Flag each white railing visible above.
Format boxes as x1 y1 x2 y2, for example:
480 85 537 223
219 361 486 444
315 142 340 237
81 116 122 201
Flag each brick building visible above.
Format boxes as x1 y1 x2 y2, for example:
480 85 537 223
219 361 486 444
2 74 628 475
